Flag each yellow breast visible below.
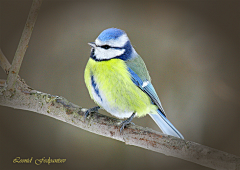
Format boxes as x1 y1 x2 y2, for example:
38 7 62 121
84 58 155 118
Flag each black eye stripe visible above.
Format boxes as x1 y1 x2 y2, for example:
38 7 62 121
100 45 110 49
96 44 123 50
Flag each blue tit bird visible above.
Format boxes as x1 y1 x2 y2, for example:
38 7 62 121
84 28 184 139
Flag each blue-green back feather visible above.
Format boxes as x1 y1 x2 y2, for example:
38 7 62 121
127 65 184 139
126 55 165 115
127 67 166 116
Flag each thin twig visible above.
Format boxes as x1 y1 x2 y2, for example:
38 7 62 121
0 81 239 170
0 49 11 74
6 0 43 91
0 50 31 91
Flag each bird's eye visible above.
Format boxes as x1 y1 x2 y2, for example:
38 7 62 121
101 45 110 49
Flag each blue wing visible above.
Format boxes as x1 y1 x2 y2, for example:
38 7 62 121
127 67 184 139
127 67 166 116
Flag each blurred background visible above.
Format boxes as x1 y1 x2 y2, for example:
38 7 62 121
0 0 240 169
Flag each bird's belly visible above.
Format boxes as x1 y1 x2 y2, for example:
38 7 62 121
91 81 135 119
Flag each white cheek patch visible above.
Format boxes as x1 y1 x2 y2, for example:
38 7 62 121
94 47 125 60
95 34 129 47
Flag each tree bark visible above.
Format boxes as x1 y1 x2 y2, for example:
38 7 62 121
0 79 239 170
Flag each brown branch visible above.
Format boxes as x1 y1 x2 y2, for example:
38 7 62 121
0 49 11 74
0 49 29 89
0 79 239 170
6 0 43 91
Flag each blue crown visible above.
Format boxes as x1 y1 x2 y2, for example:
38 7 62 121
97 28 125 42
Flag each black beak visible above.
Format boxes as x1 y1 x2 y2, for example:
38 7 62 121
88 42 96 48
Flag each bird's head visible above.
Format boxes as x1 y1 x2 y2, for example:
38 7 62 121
89 28 136 61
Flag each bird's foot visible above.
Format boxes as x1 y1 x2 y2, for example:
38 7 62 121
84 106 100 121
120 113 136 133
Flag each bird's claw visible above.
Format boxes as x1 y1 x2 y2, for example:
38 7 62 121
120 113 136 133
84 106 100 122
120 121 135 133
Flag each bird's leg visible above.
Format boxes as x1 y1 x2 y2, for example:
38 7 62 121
84 106 100 121
120 112 136 133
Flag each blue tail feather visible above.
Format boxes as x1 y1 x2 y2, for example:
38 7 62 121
149 110 184 139
127 66 184 139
